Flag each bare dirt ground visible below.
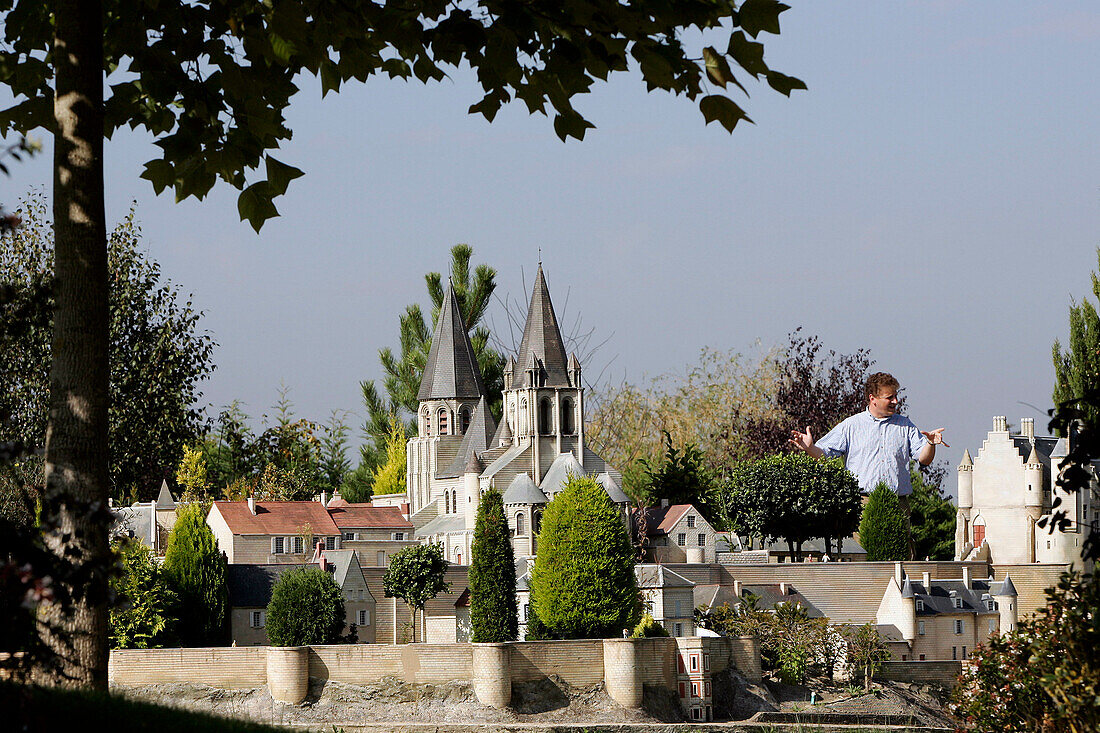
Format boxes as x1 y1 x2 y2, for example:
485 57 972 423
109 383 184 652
114 670 954 730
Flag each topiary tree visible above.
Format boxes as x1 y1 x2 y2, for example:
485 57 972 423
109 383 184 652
529 475 639 639
265 566 346 646
383 544 450 643
109 539 178 649
631 613 669 638
858 483 910 561
469 489 517 642
162 503 226 646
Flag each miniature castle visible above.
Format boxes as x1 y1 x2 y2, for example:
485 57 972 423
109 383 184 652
955 415 1097 571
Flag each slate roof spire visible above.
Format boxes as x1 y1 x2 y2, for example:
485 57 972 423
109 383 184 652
512 264 570 389
418 281 487 401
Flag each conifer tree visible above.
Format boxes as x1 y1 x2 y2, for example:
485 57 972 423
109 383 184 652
529 475 639 639
469 490 518 642
858 484 910 562
1052 248 1100 433
162 503 227 646
370 420 408 497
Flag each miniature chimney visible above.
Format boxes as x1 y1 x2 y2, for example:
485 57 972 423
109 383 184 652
660 498 669 509
993 415 1008 432
733 579 742 596
1021 417 1035 441
894 562 904 585
963 566 971 589
320 490 329 506
400 502 410 520
779 582 789 596
247 496 256 515
922 571 931 589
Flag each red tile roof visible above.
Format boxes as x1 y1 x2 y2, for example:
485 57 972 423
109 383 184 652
212 501 340 535
633 504 692 537
327 505 412 530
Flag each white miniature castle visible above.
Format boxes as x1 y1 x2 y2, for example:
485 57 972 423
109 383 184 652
955 415 1096 571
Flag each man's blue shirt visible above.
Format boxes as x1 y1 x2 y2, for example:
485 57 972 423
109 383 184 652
815 410 927 496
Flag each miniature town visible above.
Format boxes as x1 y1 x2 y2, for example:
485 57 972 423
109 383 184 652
102 266 1098 729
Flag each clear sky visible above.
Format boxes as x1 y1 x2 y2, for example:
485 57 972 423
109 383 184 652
6 2 1099 498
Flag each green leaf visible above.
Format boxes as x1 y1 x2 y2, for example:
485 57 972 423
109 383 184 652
237 182 279 233
320 61 341 98
139 159 175 195
552 110 595 142
738 0 790 38
265 156 304 197
727 31 768 77
765 70 807 97
270 33 297 64
699 95 751 133
703 46 747 95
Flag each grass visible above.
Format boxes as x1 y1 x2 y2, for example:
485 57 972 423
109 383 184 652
1 682 284 733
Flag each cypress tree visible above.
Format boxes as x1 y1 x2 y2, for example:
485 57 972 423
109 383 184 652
162 502 227 646
529 475 640 639
858 483 910 561
469 489 518 642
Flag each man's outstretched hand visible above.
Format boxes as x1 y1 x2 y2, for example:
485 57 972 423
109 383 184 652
789 427 815 453
921 428 949 448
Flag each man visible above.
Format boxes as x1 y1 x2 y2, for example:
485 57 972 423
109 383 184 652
789 372 947 556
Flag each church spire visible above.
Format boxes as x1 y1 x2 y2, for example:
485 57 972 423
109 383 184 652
417 282 486 401
512 264 570 389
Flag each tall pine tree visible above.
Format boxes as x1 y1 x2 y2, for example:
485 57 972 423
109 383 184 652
162 503 226 646
469 490 518 642
1053 248 1100 432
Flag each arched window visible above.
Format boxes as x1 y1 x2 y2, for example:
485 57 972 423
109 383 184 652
453 546 462 565
445 491 451 514
438 407 449 435
460 407 471 434
519 398 527 432
538 398 553 435
451 489 458 514
423 409 431 435
533 509 543 534
515 512 525 536
561 398 576 435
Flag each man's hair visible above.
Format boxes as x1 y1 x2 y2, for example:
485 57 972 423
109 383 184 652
865 372 900 399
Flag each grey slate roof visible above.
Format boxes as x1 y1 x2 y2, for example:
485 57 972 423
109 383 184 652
416 513 467 536
503 473 548 505
539 451 584 496
511 265 571 389
155 480 176 510
482 442 530 478
227 564 306 608
110 504 155 546
910 580 998 615
1010 435 1061 464
596 472 630 503
439 396 498 478
322 549 372 596
636 564 695 589
993 575 1017 597
417 282 486 401
741 584 826 618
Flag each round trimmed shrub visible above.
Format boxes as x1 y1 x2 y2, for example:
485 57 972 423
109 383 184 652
266 567 346 646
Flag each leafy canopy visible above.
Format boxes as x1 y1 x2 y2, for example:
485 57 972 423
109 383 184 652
2 1 803 231
383 543 449 642
265 566 346 646
469 489 518 642
529 475 639 639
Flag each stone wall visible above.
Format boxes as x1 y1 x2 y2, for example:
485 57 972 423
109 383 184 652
876 660 963 687
108 647 267 689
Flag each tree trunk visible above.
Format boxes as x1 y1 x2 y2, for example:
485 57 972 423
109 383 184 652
39 0 110 689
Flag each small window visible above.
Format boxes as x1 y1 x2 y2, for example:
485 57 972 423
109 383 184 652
538 398 553 435
326 536 336 551
902 654 907 661
438 408 449 435
704 681 711 697
674 622 683 637
687 515 696 528
690 654 698 671
392 532 405 541
918 620 925 635
916 599 925 611
561 398 576 435
955 619 964 635
293 536 304 554
460 407 471 434
272 536 285 554
343 532 355 541
704 654 711 671
919 654 926 661
523 604 529 622
952 646 958 660
954 597 963 609
377 551 386 566
358 609 371 626
691 682 699 698
516 513 525 536
691 706 701 720
250 610 265 628
698 533 707 547
677 533 686 547
962 646 968 659
986 599 996 611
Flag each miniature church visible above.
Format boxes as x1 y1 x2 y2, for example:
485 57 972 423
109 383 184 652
406 265 630 563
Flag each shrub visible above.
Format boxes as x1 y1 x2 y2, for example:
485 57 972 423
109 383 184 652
469 489 518 642
162 502 226 646
858 483 909 561
110 539 178 648
265 566 346 646
529 475 639 639
631 613 669 638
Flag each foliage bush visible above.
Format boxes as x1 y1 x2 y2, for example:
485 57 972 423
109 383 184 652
469 490 518 642
530 475 640 639
109 539 178 649
162 503 226 646
631 612 670 638
843 622 891 691
950 571 1100 733
265 566 346 646
858 483 909 561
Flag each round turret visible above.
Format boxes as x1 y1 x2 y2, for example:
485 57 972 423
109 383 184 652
957 450 974 509
993 575 1018 633
1023 446 1043 508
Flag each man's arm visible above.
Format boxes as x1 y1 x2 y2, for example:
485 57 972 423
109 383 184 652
918 427 949 466
790 427 825 459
